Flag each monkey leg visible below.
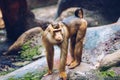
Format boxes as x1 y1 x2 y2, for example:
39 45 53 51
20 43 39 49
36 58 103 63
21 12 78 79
67 37 76 66
59 72 67 80
59 60 67 80
44 45 54 76
68 39 83 69
59 40 68 79
68 19 87 69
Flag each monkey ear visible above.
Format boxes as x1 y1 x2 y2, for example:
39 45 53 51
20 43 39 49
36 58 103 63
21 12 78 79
79 8 83 18
47 24 54 32
58 22 64 28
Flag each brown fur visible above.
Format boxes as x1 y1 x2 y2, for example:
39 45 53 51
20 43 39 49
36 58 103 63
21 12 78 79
42 8 87 80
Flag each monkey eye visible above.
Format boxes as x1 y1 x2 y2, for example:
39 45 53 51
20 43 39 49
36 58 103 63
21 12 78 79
53 29 61 33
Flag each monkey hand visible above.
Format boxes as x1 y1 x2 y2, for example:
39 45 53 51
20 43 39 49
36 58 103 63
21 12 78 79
59 72 67 80
43 70 52 77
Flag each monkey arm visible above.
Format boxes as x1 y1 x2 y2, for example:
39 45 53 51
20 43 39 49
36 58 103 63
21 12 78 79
59 38 68 78
43 47 54 77
42 32 55 74
46 44 54 72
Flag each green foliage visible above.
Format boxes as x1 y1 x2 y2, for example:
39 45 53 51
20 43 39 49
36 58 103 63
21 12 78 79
100 70 115 77
8 70 47 80
20 41 42 60
97 70 116 78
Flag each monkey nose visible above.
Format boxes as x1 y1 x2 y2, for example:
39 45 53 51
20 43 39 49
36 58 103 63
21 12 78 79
56 38 62 41
56 37 63 42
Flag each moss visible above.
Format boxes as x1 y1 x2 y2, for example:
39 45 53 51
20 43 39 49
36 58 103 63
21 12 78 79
100 70 115 77
95 70 118 80
20 41 42 60
8 70 47 80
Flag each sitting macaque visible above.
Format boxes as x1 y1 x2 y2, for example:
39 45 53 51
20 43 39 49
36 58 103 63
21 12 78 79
42 8 87 79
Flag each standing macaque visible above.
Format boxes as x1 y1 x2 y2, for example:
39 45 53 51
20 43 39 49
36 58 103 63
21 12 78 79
42 8 87 80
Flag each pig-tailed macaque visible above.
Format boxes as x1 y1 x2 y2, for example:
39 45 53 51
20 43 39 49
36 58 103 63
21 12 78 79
42 8 87 80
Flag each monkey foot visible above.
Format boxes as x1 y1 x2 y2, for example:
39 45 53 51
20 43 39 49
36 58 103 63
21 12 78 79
66 62 72 66
59 72 67 80
68 61 80 69
59 77 67 80
43 71 52 77
66 60 74 66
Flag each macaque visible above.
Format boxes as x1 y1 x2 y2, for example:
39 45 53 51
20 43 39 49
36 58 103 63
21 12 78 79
42 8 87 79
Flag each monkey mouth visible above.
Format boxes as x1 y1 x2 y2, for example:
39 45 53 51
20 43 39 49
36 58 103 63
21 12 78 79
56 40 63 43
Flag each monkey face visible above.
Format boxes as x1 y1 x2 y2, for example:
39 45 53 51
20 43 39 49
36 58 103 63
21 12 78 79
46 24 64 44
53 29 63 43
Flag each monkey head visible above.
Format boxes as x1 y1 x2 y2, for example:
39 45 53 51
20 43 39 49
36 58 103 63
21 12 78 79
46 23 64 44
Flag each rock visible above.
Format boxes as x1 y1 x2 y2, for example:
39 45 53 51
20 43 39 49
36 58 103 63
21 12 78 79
82 20 120 66
41 62 93 80
3 27 43 55
27 0 58 9
12 61 30 67
0 57 47 80
56 0 120 25
99 50 120 70
56 7 108 27
32 5 57 21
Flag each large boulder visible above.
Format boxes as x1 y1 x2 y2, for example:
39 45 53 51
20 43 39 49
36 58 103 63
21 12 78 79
27 0 58 9
56 0 120 26
0 0 37 41
82 19 120 66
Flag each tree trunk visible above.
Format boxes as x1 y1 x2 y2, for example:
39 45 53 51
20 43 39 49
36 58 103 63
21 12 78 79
0 0 37 41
